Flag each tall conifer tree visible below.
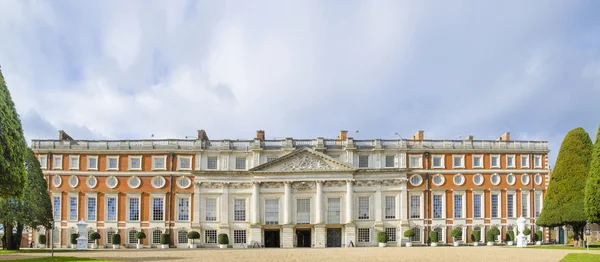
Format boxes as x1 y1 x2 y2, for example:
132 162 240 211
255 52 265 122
585 125 600 223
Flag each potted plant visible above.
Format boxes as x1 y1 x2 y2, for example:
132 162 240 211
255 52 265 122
403 229 415 247
450 228 462 247
486 231 495 246
112 233 121 249
429 231 439 247
160 233 170 249
506 231 515 246
471 230 481 246
38 234 46 248
187 231 200 248
89 232 101 249
535 230 543 245
523 227 531 243
70 233 78 249
218 233 229 248
377 231 388 247
135 232 146 249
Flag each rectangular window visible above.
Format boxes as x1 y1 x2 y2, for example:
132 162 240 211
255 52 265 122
521 193 529 217
69 156 79 170
38 155 48 169
454 228 463 241
152 156 166 170
152 231 161 244
472 155 483 168
491 194 499 218
177 156 192 170
205 230 217 244
357 228 370 243
410 195 421 219
235 157 246 170
106 230 114 244
385 196 396 219
266 157 278 163
358 197 370 220
129 197 140 221
432 155 444 168
385 155 395 168
473 194 482 218
234 230 246 244
207 157 218 169
521 155 530 168
107 156 119 170
152 198 164 221
358 155 369 168
409 155 422 168
327 198 341 224
385 228 396 242
178 197 189 221
491 155 500 168
178 230 188 244
206 199 217 221
234 199 246 221
454 195 463 218
296 199 310 224
107 197 117 221
53 196 61 220
87 197 96 221
53 155 63 170
87 156 98 170
534 155 542 168
507 155 515 168
507 194 514 218
265 199 279 225
69 196 78 220
129 156 142 170
453 155 465 168
410 228 421 242
433 195 442 218
535 193 542 217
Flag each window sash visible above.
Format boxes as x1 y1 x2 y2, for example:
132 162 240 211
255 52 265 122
522 193 529 217
107 197 117 221
205 230 217 244
235 157 246 169
473 194 482 218
178 198 189 221
87 197 96 221
358 197 370 220
410 195 421 218
357 228 370 242
491 194 499 218
152 198 164 221
453 195 462 218
206 199 217 221
473 156 482 168
507 194 514 218
153 157 166 169
178 230 188 244
385 155 395 167
207 157 218 169
53 196 61 220
385 228 396 242
234 199 246 221
296 199 311 224
327 198 341 224
535 193 542 217
433 195 442 218
108 158 119 169
358 156 369 168
129 197 140 221
234 230 246 244
385 196 395 219
265 199 279 225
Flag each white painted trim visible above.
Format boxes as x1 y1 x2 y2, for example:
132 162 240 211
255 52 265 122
106 156 120 171
432 174 445 187
38 154 48 169
128 155 143 171
431 154 445 169
85 194 98 222
490 154 500 168
175 194 192 222
472 154 483 168
409 174 423 186
431 192 446 219
86 176 98 189
53 155 63 170
177 155 193 170
489 191 502 218
490 173 501 186
521 173 530 186
42 170 193 176
67 193 79 221
150 194 167 221
152 155 168 171
106 176 119 189
534 155 543 168
127 176 141 189
506 154 516 168
176 176 192 189
472 192 484 219
408 154 423 168
505 192 516 218
520 154 530 168
453 173 465 186
411 169 549 174
452 154 465 168
69 155 80 170
472 173 484 186
104 193 119 222
68 175 79 188
126 194 141 222
534 173 543 185
151 176 166 189
452 191 466 218
87 155 98 170
506 173 516 186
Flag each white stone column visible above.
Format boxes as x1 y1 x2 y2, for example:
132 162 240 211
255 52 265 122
220 183 230 226
284 181 292 224
375 182 383 222
193 182 201 226
346 180 354 224
399 182 409 247
251 182 261 224
315 181 323 224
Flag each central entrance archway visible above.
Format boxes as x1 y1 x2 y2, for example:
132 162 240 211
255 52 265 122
264 229 280 248
296 229 311 247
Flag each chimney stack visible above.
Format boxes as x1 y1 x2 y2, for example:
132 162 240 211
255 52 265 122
465 135 474 141
337 130 348 140
497 132 510 141
197 130 209 141
58 130 73 141
411 130 425 140
256 130 265 140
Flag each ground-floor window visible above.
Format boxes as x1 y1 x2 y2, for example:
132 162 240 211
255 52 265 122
53 228 61 245
88 231 95 244
205 230 217 244
128 230 138 244
357 228 370 243
152 230 162 244
434 228 443 242
410 228 421 242
454 227 462 241
178 230 188 244
106 230 114 244
385 228 396 242
234 230 246 244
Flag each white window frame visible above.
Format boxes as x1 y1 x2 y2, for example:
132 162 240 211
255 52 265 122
326 197 341 224
490 154 500 168
296 198 311 224
506 192 516 218
86 194 97 221
105 194 118 222
264 198 280 225
69 155 80 170
384 155 395 168
68 194 78 221
53 155 63 170
431 154 445 169
535 191 543 217
126 194 141 221
472 154 483 168
384 195 397 219
409 154 423 168
107 156 119 171
152 155 167 171
490 192 501 218
87 156 98 170
431 192 446 219
506 173 516 185
176 194 191 221
128 156 142 171
53 194 62 221
357 196 371 220
38 154 48 169
534 155 543 168
506 154 516 168
358 155 369 168
205 198 218 222
206 156 218 170
453 192 466 218
233 230 247 244
472 192 485 219
409 193 423 219
357 228 370 243
520 154 530 168
235 156 247 170
177 155 193 170
150 195 166 221
521 191 530 218
453 173 465 186
452 154 465 168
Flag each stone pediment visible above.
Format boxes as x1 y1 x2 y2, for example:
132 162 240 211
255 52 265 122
250 148 356 173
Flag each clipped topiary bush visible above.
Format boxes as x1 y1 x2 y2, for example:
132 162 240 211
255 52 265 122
218 233 229 245
506 231 515 242
490 227 500 237
486 231 495 242
377 231 388 243
471 230 481 242
450 228 462 239
134 232 146 240
403 229 415 238
535 230 543 242
112 233 121 245
70 233 78 245
429 231 438 243
523 228 531 236
90 232 101 241
187 231 200 240
160 234 170 245
38 235 46 245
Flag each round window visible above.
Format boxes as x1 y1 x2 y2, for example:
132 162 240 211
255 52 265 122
177 177 191 189
521 174 530 185
506 173 515 185
86 176 97 188
68 175 79 188
432 174 445 186
453 174 465 186
473 173 484 186
409 175 423 186
152 176 166 189
52 175 62 187
128 176 141 189
491 173 500 185
106 176 119 189
534 174 543 185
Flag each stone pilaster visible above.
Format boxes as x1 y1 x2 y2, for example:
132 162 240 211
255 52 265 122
345 224 356 247
251 182 261 224
346 180 354 224
282 225 294 248
314 224 326 248
250 224 262 248
284 182 292 224
193 182 201 227
315 181 323 224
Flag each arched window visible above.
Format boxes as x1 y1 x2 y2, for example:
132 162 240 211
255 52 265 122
434 228 443 242
178 230 188 244
454 227 463 241
129 230 138 244
106 230 115 244
88 231 95 244
152 230 162 244
410 228 421 242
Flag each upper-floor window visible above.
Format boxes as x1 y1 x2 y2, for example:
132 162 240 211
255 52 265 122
177 197 190 221
296 199 310 224
265 199 279 225
534 155 542 168
177 156 192 170
358 196 370 220
53 196 61 220
385 196 396 219
521 155 530 168
205 199 217 221
152 156 167 170
87 156 98 170
327 198 341 224
38 155 48 169
207 157 218 170
410 195 421 219
409 155 422 168
432 155 444 168
490 155 500 168
69 155 80 170
53 155 63 170
152 197 164 221
358 155 369 168
453 155 465 168
235 157 246 170
107 156 119 170
506 155 516 168
234 199 246 221
128 156 142 170
385 155 395 168
472 155 483 168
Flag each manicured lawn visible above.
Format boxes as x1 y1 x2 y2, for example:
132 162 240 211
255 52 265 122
0 249 83 254
1 257 120 262
526 244 600 250
559 253 600 262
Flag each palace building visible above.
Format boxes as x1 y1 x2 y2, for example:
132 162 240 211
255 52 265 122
30 129 550 248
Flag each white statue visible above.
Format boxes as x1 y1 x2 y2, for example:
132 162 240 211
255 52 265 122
76 220 89 250
516 216 528 247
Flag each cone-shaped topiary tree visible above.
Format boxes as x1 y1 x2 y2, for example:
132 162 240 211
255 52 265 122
537 127 593 247
585 125 600 223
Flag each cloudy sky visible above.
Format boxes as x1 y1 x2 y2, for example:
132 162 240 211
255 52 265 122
1 0 599 165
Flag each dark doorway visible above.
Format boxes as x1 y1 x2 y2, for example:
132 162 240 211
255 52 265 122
296 229 311 247
326 228 342 247
264 230 280 248
558 229 565 244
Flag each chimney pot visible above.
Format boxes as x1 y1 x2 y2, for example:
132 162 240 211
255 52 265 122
256 130 265 140
465 135 474 141
58 130 73 141
412 130 425 140
197 130 209 141
338 130 348 140
498 132 510 141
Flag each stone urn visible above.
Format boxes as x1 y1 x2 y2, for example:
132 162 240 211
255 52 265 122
507 241 514 246
112 244 119 249
487 242 494 246
405 242 412 247
474 242 479 247
431 242 438 247
453 242 460 247
378 242 387 248
137 243 143 249
161 244 169 249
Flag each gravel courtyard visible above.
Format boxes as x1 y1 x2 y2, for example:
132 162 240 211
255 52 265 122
3 247 600 262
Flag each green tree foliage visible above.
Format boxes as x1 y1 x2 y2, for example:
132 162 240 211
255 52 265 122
0 69 28 197
537 127 593 247
471 230 481 242
428 231 438 243
585 125 600 223
403 229 415 238
377 231 388 243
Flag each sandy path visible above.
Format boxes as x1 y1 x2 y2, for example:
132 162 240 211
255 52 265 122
3 247 600 262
